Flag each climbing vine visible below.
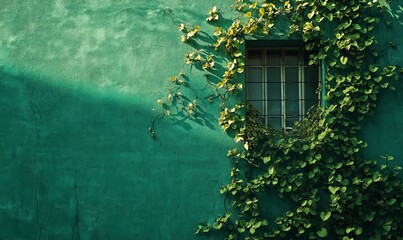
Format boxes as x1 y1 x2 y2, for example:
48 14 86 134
155 0 402 239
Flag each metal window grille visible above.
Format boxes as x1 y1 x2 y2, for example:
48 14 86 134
245 47 320 131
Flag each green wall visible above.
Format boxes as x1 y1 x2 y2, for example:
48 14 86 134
0 1 234 239
0 0 402 239
359 2 403 169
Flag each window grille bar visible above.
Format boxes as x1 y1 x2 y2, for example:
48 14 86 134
245 46 320 131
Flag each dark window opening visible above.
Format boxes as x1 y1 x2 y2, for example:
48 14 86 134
245 46 320 131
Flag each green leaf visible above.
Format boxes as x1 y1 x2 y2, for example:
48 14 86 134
369 65 378 73
227 148 237 156
365 212 375 221
318 131 327 140
234 51 242 57
250 227 256 234
213 222 222 229
380 82 389 88
283 225 291 231
328 104 337 112
352 5 360 11
340 56 348 65
348 106 355 112
346 227 354 233
342 21 352 28
254 221 262 228
263 156 271 164
320 211 331 221
364 89 372 94
353 24 361 30
365 39 373 46
328 186 340 194
317 228 328 238
286 211 294 217
374 76 382 82
308 11 315 19
268 166 274 175
387 198 397 205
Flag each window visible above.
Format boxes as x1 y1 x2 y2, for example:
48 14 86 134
245 45 320 131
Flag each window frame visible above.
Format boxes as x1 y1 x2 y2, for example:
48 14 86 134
245 46 321 131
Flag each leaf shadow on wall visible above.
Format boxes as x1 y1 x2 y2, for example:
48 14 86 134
154 16 241 134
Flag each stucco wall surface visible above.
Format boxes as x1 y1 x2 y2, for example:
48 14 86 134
359 2 403 169
0 1 234 239
0 0 402 239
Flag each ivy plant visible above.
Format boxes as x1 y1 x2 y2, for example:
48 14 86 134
155 0 402 239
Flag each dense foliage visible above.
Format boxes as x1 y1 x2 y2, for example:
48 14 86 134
155 0 403 239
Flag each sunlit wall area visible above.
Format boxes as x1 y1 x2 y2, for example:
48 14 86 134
0 1 234 239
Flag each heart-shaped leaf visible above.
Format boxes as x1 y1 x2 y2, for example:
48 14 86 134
328 186 340 194
317 228 328 238
320 211 331 221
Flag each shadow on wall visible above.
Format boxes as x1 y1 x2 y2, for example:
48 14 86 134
0 67 154 239
152 70 218 134
0 67 230 239
386 2 403 27
153 14 245 135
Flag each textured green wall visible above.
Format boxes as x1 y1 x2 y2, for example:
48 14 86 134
359 2 403 169
0 1 234 239
0 1 402 239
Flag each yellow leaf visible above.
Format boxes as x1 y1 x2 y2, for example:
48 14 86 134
244 142 249 150
268 166 274 175
340 56 348 65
